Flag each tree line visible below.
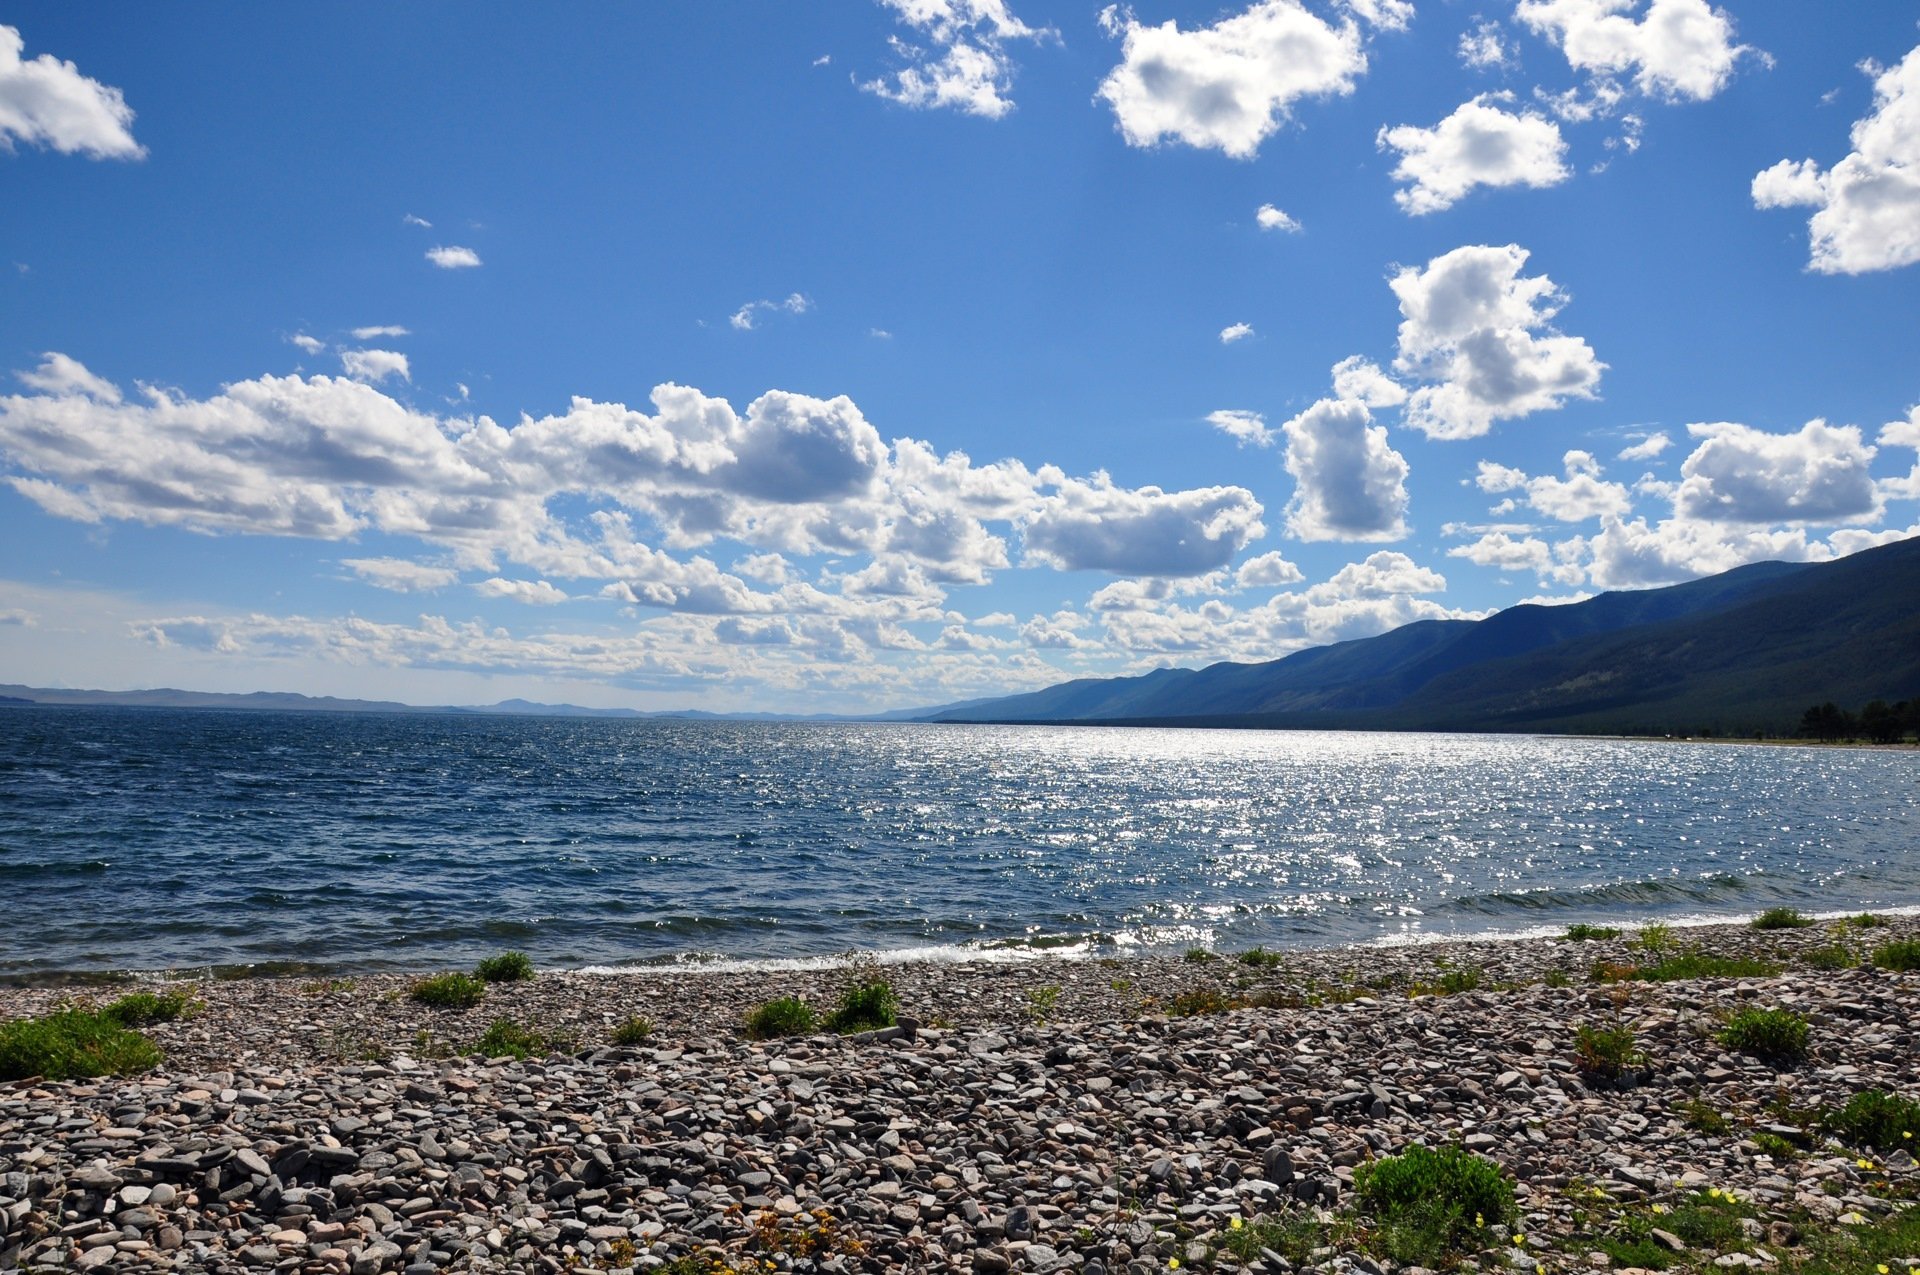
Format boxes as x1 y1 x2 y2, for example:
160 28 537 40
1797 700 1918 744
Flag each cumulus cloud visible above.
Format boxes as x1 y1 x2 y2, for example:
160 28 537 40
730 293 813 331
1329 355 1407 408
864 0 1049 119
17 351 120 402
1459 20 1513 70
339 348 410 384
1752 46 1920 275
1516 0 1752 104
1308 550 1445 601
474 577 570 606
341 557 459 593
1879 405 1920 500
426 245 482 269
1021 475 1265 577
1390 243 1604 440
1279 398 1410 542
1617 431 1670 461
1206 409 1274 447
1447 530 1555 575
1095 0 1369 159
290 334 326 355
1475 450 1631 521
1219 322 1254 344
1378 94 1570 214
0 24 143 159
1256 203 1301 232
1235 549 1305 588
1673 419 1880 525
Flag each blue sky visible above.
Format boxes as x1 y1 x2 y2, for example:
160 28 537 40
1 2 1917 712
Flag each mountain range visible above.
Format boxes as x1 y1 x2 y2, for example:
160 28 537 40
927 534 1920 736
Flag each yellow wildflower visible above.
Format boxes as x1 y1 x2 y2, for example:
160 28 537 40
1230 1217 1244 1230
1514 1234 1527 1246
1476 1213 1485 1227
1169 1261 1180 1271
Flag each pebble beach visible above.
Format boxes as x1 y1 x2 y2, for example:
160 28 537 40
4 916 1918 1275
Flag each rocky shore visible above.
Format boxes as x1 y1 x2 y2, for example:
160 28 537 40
3 916 1917 1274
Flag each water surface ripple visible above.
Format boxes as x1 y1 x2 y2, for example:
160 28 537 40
1 707 1916 976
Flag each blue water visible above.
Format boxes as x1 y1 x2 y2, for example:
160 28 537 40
0 706 1916 977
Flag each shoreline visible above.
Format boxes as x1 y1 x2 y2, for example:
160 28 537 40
4 912 1919 1273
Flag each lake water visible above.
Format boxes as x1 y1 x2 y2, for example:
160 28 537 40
1 706 1916 978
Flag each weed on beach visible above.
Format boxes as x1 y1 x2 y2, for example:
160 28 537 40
1352 1144 1515 1265
1871 938 1920 971
745 996 817 1040
1720 1007 1810 1065
474 951 535 983
474 1018 563 1060
1564 923 1622 941
101 987 200 1026
1752 906 1815 930
825 978 898 1034
1825 1089 1920 1152
1573 1020 1646 1085
409 972 487 1009
611 1015 655 1045
0 1006 163 1081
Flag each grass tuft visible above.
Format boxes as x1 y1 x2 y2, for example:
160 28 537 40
409 972 487 1009
610 1015 655 1046
473 1018 551 1060
1825 1089 1920 1152
1638 950 1782 982
473 951 534 983
1573 1020 1646 1084
1719 1006 1809 1065
744 996 817 1040
1871 938 1920 971
0 1008 164 1081
824 978 898 1034
1352 1144 1515 1266
101 988 199 1027
1751 906 1814 930
1166 988 1240 1017
1564 923 1622 941
1236 945 1286 968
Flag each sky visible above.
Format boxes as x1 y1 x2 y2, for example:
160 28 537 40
1 2 1917 714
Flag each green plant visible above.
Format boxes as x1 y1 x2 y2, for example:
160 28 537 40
1543 968 1573 988
1825 1089 1920 1152
1680 1097 1730 1134
1573 1020 1646 1083
1752 906 1814 930
1804 942 1859 971
473 951 534 983
1166 988 1239 1017
474 1018 549 1059
1719 1007 1809 1064
101 988 199 1027
409 972 487 1008
1351 1144 1515 1264
1667 1191 1754 1251
1872 938 1920 971
1752 1129 1803 1158
611 1015 656 1046
0 1008 163 1081
1632 922 1674 952
1594 1214 1674 1270
1182 947 1217 964
824 978 898 1034
1564 923 1622 941
1213 1212 1334 1266
1236 946 1285 968
1639 950 1782 981
1842 912 1889 929
1025 984 1061 1024
744 996 818 1040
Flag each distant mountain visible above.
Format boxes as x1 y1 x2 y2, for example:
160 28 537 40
929 535 1920 736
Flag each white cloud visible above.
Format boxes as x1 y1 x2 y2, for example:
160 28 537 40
1390 243 1605 440
1095 0 1369 159
1338 0 1412 32
1448 530 1554 575
1219 322 1255 344
1752 47 1920 275
1673 419 1880 525
1879 405 1920 499
1584 516 1845 589
1309 550 1445 602
1329 355 1407 408
402 213 432 228
1206 409 1274 447
869 327 893 339
1256 204 1301 233
474 577 570 606
730 552 793 585
426 245 482 269
1021 475 1265 576
0 607 36 627
341 557 459 593
730 293 813 331
864 0 1049 119
1235 549 1305 587
0 24 143 160
16 351 120 402
351 325 411 341
1279 397 1410 542
290 334 326 355
1617 431 1670 461
1378 94 1570 215
1516 0 1752 104
339 349 411 384
1459 20 1513 70
1475 449 1631 521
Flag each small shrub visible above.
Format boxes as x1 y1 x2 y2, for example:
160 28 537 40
1751 1130 1802 1159
611 1016 655 1046
1214 1212 1335 1267
0 1008 163 1081
474 1018 549 1059
101 988 199 1027
1564 923 1622 941
1352 1144 1515 1264
745 996 817 1040
1825 1089 1920 1151
410 972 486 1008
1166 988 1240 1017
1573 1021 1646 1084
1640 951 1782 982
1596 1215 1674 1271
1719 1007 1809 1065
1543 968 1573 988
1667 1191 1754 1251
1237 946 1285 968
1842 912 1889 929
1025 984 1061 1024
1751 906 1813 931
1680 1097 1730 1135
473 951 534 983
1803 942 1858 971
1872 938 1920 971
825 978 898 1034
1632 922 1674 952
1590 960 1641 983
1438 965 1482 994
1182 947 1218 964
